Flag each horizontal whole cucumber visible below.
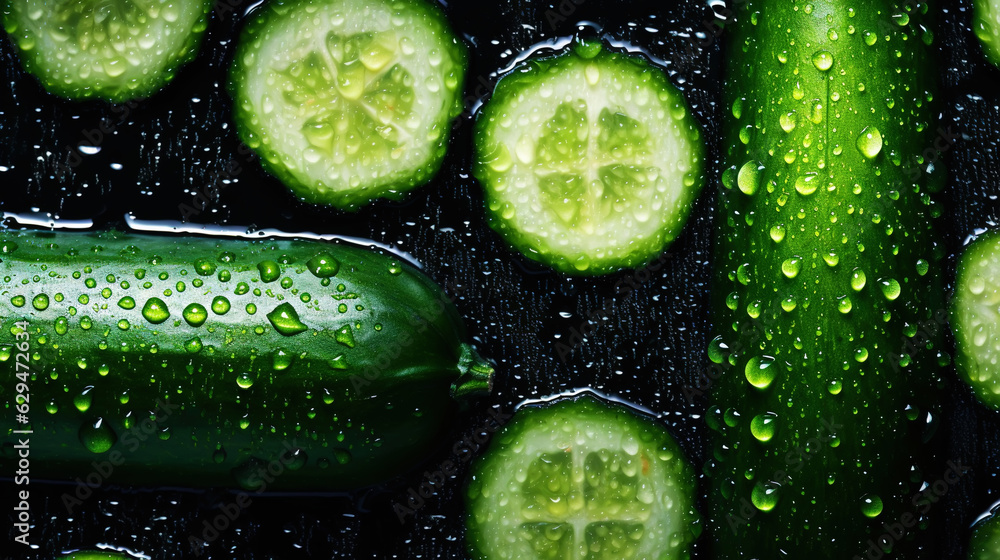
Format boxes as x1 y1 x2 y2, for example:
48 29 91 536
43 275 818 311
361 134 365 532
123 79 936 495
709 0 946 557
0 230 493 491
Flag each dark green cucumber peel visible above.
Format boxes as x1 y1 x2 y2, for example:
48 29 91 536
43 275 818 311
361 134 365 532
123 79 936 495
0 230 493 490
2 0 213 102
230 0 467 210
709 0 945 557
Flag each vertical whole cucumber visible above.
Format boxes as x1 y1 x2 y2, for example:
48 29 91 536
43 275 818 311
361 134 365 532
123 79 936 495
709 0 945 556
0 230 493 491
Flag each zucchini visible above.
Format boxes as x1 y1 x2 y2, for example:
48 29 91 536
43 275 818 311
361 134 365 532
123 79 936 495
708 0 945 556
464 394 700 560
0 230 493 491
229 0 467 210
953 231 1000 409
2 0 213 102
473 40 703 275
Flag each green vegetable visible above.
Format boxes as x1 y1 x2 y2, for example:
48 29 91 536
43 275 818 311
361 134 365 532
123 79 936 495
708 0 945 556
970 511 1000 559
465 394 700 560
952 231 1000 408
2 0 212 101
229 0 467 210
58 552 135 560
473 40 703 275
0 230 493 490
974 0 1000 67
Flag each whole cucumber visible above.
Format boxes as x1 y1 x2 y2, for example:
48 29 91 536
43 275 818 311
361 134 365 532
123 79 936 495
708 0 946 556
0 230 493 491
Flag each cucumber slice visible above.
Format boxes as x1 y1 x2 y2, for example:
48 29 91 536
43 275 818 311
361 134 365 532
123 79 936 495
970 512 1000 559
974 0 1000 67
2 0 213 101
474 41 703 275
230 0 467 210
953 231 1000 409
465 395 700 560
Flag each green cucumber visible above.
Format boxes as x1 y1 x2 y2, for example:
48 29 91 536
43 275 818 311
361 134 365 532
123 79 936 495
969 511 1000 559
953 231 1000 409
0 230 493 490
2 0 213 102
708 0 945 556
974 0 1000 67
464 394 700 560
473 40 703 275
230 0 467 210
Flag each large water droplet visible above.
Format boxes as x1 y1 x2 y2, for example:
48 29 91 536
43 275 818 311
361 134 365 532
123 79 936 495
752 481 781 511
142 297 170 324
257 260 281 283
266 303 308 335
307 253 340 277
860 494 883 517
856 126 883 159
738 160 762 195
745 356 776 389
79 417 117 453
812 50 834 71
751 412 778 443
781 256 802 279
183 303 208 327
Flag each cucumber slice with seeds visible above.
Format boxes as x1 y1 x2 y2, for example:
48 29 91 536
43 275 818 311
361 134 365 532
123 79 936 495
230 0 467 210
2 0 213 101
953 231 1000 409
474 41 703 275
465 395 700 560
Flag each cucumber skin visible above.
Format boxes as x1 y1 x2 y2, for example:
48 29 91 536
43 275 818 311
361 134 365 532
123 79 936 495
229 0 467 211
709 1 945 556
2 0 213 102
0 230 492 490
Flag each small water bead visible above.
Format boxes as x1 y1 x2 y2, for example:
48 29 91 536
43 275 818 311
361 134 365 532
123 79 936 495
737 263 752 286
183 303 209 327
79 417 117 454
795 173 819 196
812 50 834 71
828 379 843 395
879 278 901 301
779 112 796 133
213 446 227 464
751 481 781 511
10 295 25 307
235 282 250 295
854 347 869 363
54 316 69 335
257 260 281 283
745 356 777 389
335 325 356 348
781 295 797 312
212 296 231 315
726 292 739 311
850 269 867 291
860 494 883 518
750 412 778 443
738 160 762 195
915 259 929 276
307 253 340 277
236 372 256 389
74 386 94 412
769 224 786 243
185 337 203 353
747 300 762 319
838 296 853 314
781 257 802 279
856 126 883 159
823 252 839 267
724 408 741 428
32 293 49 311
708 336 728 364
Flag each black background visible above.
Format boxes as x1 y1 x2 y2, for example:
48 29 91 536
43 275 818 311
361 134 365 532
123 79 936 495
1 0 999 558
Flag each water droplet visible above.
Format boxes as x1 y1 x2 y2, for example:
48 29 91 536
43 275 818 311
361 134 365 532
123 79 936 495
779 112 797 132
738 160 762 195
285 448 308 471
273 348 294 370
854 347 869 363
860 494 883 517
828 379 843 395
751 412 778 443
769 224 786 243
236 371 256 389
185 337 203 353
915 259 929 276
781 256 802 279
183 303 209 327
795 173 818 196
257 260 281 283
213 446 227 464
708 336 728 364
32 293 49 311
851 269 867 291
334 448 352 465
266 302 308 335
745 356 776 389
752 481 781 511
335 325 356 348
812 50 834 71
838 296 853 314
879 278 901 301
307 253 340 277
54 316 69 335
142 297 170 324
79 417 117 454
856 126 883 159
194 258 217 276
737 263 752 285
211 296 231 315
74 386 94 412
781 295 797 312
10 295 25 307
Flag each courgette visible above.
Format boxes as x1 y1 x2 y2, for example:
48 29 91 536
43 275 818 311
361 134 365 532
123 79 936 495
2 0 213 102
708 0 945 556
0 229 493 491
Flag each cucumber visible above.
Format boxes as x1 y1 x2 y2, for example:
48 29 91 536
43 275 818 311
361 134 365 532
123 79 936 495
969 512 1000 559
974 0 1000 67
473 40 703 275
229 0 467 210
0 230 493 491
2 0 213 102
464 394 700 560
953 231 1000 409
708 0 945 556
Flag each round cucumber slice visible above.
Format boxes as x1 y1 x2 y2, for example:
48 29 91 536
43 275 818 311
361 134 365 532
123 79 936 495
974 0 1000 67
953 231 1000 409
230 0 467 210
474 41 703 275
2 0 213 101
465 394 700 560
